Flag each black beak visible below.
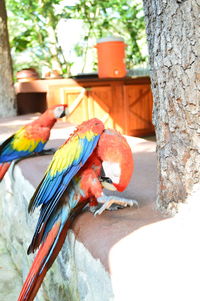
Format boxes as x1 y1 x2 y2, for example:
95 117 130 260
100 167 113 183
100 176 113 184
60 110 66 118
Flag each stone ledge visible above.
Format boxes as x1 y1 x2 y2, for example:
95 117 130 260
4 115 199 300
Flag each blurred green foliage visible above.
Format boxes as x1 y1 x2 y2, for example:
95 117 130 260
6 0 147 77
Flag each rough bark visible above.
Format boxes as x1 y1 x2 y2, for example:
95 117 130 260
0 0 16 117
142 0 200 214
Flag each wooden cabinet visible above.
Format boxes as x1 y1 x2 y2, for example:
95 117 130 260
15 77 154 137
124 84 154 136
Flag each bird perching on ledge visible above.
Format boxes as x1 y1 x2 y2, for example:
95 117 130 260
18 118 138 301
0 104 68 181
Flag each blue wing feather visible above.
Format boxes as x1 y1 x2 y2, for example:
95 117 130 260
34 165 80 236
28 120 104 252
31 133 100 210
28 174 81 254
0 140 46 163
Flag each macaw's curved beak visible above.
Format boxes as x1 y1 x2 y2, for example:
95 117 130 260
59 106 69 118
99 176 117 191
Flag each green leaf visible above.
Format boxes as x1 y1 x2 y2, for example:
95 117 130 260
7 0 147 76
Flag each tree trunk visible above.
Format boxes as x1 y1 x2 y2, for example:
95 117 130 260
142 0 200 214
0 0 16 117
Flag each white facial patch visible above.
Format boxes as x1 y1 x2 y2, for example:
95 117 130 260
53 106 64 118
102 161 121 184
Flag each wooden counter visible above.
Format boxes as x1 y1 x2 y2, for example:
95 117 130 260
15 76 154 137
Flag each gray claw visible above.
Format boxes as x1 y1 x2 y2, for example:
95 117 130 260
95 196 138 215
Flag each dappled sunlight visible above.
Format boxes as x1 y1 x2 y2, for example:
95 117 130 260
108 205 200 301
125 135 156 153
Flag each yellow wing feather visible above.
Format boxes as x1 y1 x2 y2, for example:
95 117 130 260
46 136 82 177
46 130 98 177
11 127 45 152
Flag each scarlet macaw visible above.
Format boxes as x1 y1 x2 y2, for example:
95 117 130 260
18 118 137 301
0 104 68 181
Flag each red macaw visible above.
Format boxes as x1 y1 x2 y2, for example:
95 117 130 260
18 118 137 301
0 104 68 181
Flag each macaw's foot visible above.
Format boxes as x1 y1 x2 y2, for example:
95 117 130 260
89 205 99 214
83 198 99 214
95 195 138 215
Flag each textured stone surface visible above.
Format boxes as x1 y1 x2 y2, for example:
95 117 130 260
0 234 22 300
